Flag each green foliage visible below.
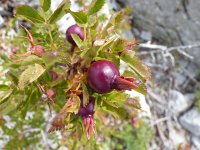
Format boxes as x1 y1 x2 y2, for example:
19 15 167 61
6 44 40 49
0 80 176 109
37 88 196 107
0 89 14 105
0 0 152 149
18 64 45 90
109 123 153 150
40 0 51 12
87 0 106 16
48 0 70 24
0 85 10 91
120 49 151 82
71 34 83 48
67 10 88 24
16 5 45 23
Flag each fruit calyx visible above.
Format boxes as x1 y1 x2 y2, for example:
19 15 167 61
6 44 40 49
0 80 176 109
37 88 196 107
112 76 139 91
83 115 96 140
78 96 96 139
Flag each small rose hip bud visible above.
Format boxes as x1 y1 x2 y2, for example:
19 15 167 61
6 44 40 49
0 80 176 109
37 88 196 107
87 60 139 94
77 96 96 139
12 48 17 54
77 97 95 117
66 24 84 46
131 117 141 129
48 70 59 80
21 25 45 57
32 45 45 56
46 89 56 100
131 117 137 124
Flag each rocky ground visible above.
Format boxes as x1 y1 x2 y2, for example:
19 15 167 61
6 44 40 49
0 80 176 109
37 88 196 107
1 0 200 149
116 0 200 149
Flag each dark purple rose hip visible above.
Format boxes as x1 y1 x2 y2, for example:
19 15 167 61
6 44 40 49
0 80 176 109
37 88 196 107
66 24 84 46
87 60 139 94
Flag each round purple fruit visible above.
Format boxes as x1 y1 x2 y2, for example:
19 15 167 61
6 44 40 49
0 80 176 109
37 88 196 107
78 97 95 117
87 60 139 94
66 24 84 46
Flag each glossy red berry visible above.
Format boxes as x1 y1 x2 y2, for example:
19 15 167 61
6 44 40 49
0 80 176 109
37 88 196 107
87 60 120 93
78 97 95 117
87 60 139 94
66 24 84 45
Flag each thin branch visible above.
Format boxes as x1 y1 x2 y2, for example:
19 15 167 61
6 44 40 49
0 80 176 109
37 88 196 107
139 42 200 55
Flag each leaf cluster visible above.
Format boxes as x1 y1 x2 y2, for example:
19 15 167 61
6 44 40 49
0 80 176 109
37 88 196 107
0 0 151 147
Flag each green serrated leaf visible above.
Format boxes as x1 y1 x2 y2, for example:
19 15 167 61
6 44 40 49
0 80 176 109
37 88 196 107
0 85 10 91
18 64 45 90
101 10 124 37
31 64 45 82
96 36 117 54
66 95 80 114
0 89 13 105
48 0 70 24
88 0 105 15
0 51 10 63
101 100 126 119
134 83 147 95
42 50 66 67
71 34 83 48
88 16 98 28
0 102 17 115
99 52 120 67
122 70 147 95
41 0 51 12
22 55 43 66
67 10 87 24
82 83 89 106
120 52 151 81
17 89 31 111
16 5 45 23
6 71 18 87
104 91 127 104
21 89 37 118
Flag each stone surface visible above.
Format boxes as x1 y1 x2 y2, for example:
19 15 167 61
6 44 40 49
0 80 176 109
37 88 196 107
140 31 152 41
168 90 194 115
120 0 200 65
191 136 200 150
169 125 188 147
179 107 200 137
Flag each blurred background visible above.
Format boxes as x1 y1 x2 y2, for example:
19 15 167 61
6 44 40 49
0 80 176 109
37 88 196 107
0 0 200 149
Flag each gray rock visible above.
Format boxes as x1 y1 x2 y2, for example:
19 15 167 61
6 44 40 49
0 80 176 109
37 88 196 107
140 31 152 41
120 0 200 66
179 107 200 137
168 90 194 115
172 72 187 87
191 136 200 150
122 0 200 43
